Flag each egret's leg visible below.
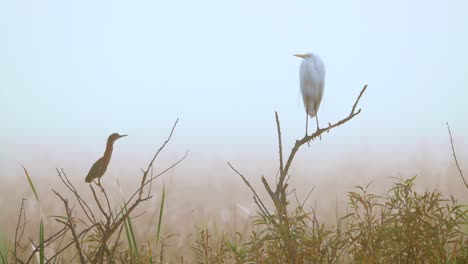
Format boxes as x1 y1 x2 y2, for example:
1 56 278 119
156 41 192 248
305 105 311 146
305 102 311 136
316 113 322 140
315 113 320 131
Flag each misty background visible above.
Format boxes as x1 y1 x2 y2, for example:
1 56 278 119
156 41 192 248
1 0 467 199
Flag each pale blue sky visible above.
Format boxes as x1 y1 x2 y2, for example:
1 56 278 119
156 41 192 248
1 0 467 177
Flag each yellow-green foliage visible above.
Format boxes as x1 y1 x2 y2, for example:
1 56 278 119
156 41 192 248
189 177 468 264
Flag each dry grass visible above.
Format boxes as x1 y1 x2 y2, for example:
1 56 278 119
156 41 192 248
0 157 467 263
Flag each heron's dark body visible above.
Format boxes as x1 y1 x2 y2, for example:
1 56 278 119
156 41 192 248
85 133 125 183
85 143 113 182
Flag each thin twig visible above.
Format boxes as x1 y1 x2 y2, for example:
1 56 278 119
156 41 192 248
57 169 97 225
446 122 468 189
45 224 96 264
111 224 125 256
114 150 188 222
275 111 284 175
227 162 272 219
89 185 110 224
96 182 114 224
140 118 179 197
350 84 367 115
262 176 278 204
53 190 86 264
25 224 70 264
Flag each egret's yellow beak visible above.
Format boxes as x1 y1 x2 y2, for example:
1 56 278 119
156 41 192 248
294 54 308 58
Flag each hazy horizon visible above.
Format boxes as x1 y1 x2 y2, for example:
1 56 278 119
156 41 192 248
1 0 468 184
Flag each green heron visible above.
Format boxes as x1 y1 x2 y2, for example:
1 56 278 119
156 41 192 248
85 133 127 183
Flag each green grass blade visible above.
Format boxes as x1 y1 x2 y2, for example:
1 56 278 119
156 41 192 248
20 163 39 202
147 240 154 264
155 183 166 251
0 232 8 264
121 206 139 259
126 213 139 258
0 251 6 264
39 219 44 264
123 215 133 256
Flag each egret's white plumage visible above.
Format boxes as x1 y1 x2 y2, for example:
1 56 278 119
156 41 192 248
294 52 325 135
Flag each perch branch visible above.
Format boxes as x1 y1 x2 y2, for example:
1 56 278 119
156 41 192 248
276 84 368 196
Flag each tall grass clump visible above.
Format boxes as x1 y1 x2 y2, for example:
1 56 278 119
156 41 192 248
345 177 468 263
201 177 466 263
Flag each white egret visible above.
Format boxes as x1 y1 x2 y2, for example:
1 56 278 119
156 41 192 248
294 52 325 136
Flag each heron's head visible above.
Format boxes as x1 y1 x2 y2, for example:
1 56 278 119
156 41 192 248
108 133 127 142
293 53 313 59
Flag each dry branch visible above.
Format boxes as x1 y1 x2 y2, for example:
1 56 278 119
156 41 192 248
53 190 87 263
446 122 467 189
276 84 368 198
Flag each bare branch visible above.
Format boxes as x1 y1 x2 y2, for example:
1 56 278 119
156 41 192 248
114 150 188 222
53 190 86 264
140 118 179 197
57 169 97 225
25 221 70 264
111 224 125 256
262 176 278 204
146 150 189 184
446 122 468 189
96 182 114 224
45 224 96 264
89 185 111 224
275 111 284 176
350 84 368 115
277 84 368 195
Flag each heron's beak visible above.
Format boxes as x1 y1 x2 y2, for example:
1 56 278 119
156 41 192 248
118 134 128 139
294 54 308 59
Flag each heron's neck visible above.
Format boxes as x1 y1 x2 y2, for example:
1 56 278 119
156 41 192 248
103 141 114 161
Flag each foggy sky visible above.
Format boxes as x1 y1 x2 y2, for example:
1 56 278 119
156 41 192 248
1 0 467 179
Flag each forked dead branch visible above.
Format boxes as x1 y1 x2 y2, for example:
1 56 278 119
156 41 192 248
228 84 368 263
